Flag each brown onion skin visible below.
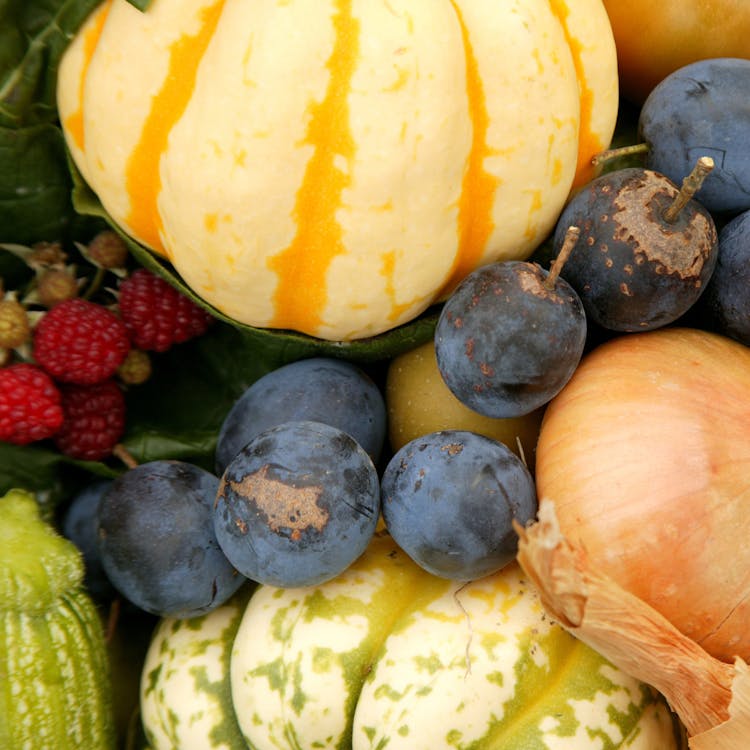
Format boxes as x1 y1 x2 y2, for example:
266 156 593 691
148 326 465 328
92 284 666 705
535 327 750 663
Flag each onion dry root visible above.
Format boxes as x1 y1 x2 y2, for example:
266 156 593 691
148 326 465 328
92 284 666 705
515 499 750 749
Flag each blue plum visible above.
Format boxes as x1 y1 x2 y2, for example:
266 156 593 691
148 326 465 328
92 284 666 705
213 420 380 588
381 430 537 581
553 166 718 331
98 460 246 618
215 357 386 473
639 57 750 214
699 208 750 345
61 479 117 601
434 259 586 418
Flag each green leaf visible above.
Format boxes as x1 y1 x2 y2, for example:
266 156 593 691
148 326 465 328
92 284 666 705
0 441 119 521
124 0 152 10
0 298 432 513
0 122 76 242
0 0 103 128
0 0 104 244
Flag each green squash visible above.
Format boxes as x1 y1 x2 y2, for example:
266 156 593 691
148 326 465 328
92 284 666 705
0 489 116 750
140 586 251 750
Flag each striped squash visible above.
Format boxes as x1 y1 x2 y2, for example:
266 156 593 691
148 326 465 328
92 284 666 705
0 489 116 750
140 533 684 750
140 587 251 750
57 0 618 341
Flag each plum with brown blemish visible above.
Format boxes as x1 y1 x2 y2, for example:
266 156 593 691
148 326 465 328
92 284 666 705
213 420 380 588
380 430 537 581
552 160 718 332
434 232 587 419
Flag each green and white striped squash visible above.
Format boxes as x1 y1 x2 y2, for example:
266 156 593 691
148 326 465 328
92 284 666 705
0 489 116 750
140 586 251 750
140 533 683 750
57 0 619 341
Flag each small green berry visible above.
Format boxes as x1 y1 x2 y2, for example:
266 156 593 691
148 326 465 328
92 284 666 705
88 230 129 269
117 348 152 385
0 297 31 348
28 241 67 269
37 268 79 308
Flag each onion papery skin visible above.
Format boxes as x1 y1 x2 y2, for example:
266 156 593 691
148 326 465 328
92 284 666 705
535 327 750 663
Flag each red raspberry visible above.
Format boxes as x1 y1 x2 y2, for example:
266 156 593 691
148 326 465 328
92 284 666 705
33 298 131 384
118 269 214 352
0 363 64 444
54 379 126 461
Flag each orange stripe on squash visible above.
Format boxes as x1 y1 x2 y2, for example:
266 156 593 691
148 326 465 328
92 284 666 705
124 0 225 257
63 0 113 152
547 0 601 188
381 250 422 326
267 0 359 334
439 0 500 297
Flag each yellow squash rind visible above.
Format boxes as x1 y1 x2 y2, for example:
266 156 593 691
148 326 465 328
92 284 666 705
59 0 618 340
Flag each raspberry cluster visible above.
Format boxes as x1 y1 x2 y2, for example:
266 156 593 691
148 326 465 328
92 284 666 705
0 233 214 460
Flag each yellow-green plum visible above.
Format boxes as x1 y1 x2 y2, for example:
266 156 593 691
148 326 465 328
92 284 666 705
386 341 543 471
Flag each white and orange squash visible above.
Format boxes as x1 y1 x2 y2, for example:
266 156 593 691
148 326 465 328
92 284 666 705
57 0 618 340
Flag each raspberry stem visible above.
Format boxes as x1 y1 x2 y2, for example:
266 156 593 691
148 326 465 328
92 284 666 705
112 443 138 469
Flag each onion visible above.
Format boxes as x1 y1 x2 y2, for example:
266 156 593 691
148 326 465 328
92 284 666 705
515 500 750 748
534 327 750 663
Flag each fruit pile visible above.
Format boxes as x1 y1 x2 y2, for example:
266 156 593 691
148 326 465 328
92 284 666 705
0 233 214 460
57 55 750 612
38 58 747 748
4 3 750 749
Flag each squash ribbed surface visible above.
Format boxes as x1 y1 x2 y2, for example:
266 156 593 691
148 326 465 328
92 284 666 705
230 533 442 749
224 536 680 750
352 565 678 749
0 489 116 750
57 0 619 340
140 586 252 750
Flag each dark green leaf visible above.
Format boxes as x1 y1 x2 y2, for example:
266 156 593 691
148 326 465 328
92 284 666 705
124 0 152 10
0 0 105 244
594 98 647 176
0 287 433 511
0 122 75 242
0 441 119 520
0 0 103 128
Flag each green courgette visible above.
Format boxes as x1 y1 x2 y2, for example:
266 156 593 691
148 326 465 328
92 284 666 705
0 488 116 749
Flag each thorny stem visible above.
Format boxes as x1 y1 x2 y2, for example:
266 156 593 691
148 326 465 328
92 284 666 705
663 156 715 223
545 226 580 289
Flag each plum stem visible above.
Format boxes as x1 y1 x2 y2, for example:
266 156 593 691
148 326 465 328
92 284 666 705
591 142 650 167
663 156 715 222
546 226 580 289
